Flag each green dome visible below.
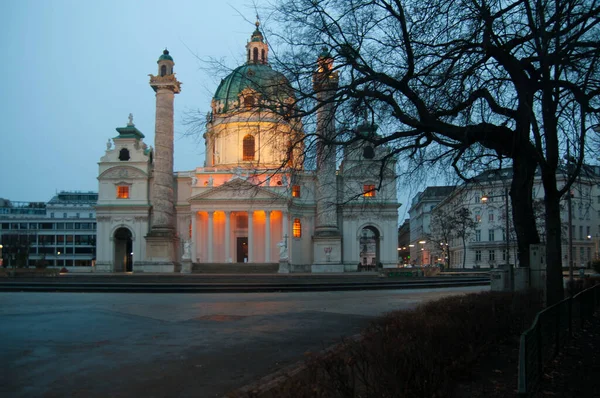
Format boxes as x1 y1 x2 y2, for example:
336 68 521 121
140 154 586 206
213 63 294 112
158 49 173 62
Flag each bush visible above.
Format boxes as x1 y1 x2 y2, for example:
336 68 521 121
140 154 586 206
591 260 600 274
250 290 542 398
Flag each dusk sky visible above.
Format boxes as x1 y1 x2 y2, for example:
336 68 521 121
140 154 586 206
2 0 263 202
2 0 422 220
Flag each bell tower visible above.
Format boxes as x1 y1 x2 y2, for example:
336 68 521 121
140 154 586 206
142 49 182 272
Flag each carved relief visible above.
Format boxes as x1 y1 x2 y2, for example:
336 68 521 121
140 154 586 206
102 167 146 180
96 216 111 222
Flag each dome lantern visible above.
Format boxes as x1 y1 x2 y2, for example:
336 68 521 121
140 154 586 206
246 18 268 65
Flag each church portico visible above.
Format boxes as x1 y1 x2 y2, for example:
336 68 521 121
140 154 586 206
190 208 288 264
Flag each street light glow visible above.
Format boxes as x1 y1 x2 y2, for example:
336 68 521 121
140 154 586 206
418 240 426 244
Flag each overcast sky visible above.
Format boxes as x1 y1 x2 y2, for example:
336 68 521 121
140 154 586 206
1 0 264 202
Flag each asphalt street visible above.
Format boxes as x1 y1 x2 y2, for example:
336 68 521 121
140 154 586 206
0 286 488 398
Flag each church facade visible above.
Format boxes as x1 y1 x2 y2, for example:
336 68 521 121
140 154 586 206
95 24 399 273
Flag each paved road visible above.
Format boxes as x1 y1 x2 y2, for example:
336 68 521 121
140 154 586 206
0 286 488 398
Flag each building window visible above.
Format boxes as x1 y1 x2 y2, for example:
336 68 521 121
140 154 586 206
89 213 93 219
363 184 376 197
50 213 54 218
579 226 583 240
160 65 167 76
117 186 130 199
63 213 67 218
489 250 495 261
502 250 507 261
475 229 481 242
488 229 495 241
489 210 494 222
475 250 482 261
475 213 481 222
293 218 302 238
118 148 130 161
242 135 255 161
292 185 301 197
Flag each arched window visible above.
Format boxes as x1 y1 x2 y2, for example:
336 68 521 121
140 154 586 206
160 65 167 76
253 47 259 63
243 135 255 161
118 148 130 161
247 49 250 62
293 218 302 238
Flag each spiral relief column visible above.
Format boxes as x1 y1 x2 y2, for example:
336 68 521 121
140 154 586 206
143 49 182 272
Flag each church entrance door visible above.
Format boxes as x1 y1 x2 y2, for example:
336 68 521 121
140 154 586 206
359 226 380 271
236 237 248 263
113 227 133 272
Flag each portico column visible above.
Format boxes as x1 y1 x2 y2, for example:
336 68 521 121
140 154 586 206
282 211 289 238
191 211 197 262
225 211 231 263
248 211 254 263
265 211 271 262
207 211 214 262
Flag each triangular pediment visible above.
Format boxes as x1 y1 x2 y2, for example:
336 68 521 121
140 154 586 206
189 178 287 202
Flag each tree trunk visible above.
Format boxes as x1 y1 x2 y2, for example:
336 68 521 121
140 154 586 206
510 154 540 268
542 170 565 305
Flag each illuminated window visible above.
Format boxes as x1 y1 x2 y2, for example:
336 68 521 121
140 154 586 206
292 185 301 197
363 184 376 197
117 186 129 199
243 135 255 161
293 218 302 238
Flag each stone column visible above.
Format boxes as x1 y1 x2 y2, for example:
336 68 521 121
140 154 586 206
282 211 288 239
191 211 197 262
265 211 271 262
207 211 214 262
225 211 231 263
313 51 340 237
143 55 181 272
248 211 254 263
311 50 343 272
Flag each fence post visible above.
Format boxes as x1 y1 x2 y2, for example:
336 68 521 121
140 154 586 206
568 297 572 339
555 305 560 357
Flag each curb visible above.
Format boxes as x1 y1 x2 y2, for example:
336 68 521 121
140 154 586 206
226 333 364 398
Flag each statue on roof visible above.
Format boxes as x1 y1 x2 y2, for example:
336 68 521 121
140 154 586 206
127 113 134 126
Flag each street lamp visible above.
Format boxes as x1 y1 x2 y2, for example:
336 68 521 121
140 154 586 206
482 187 512 290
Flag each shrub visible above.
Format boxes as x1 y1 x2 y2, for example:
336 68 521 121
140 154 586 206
254 290 542 398
591 260 600 274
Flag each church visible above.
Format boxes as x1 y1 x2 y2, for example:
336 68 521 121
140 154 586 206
95 23 399 273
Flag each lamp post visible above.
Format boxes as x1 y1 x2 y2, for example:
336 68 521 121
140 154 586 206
482 187 512 290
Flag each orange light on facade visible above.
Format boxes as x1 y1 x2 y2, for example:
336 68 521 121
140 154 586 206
117 186 129 199
363 184 376 197
292 185 301 197
293 218 302 238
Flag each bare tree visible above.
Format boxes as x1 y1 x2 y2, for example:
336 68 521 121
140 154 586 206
266 0 600 304
429 207 455 269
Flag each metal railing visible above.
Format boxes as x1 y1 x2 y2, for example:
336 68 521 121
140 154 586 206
517 284 600 397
